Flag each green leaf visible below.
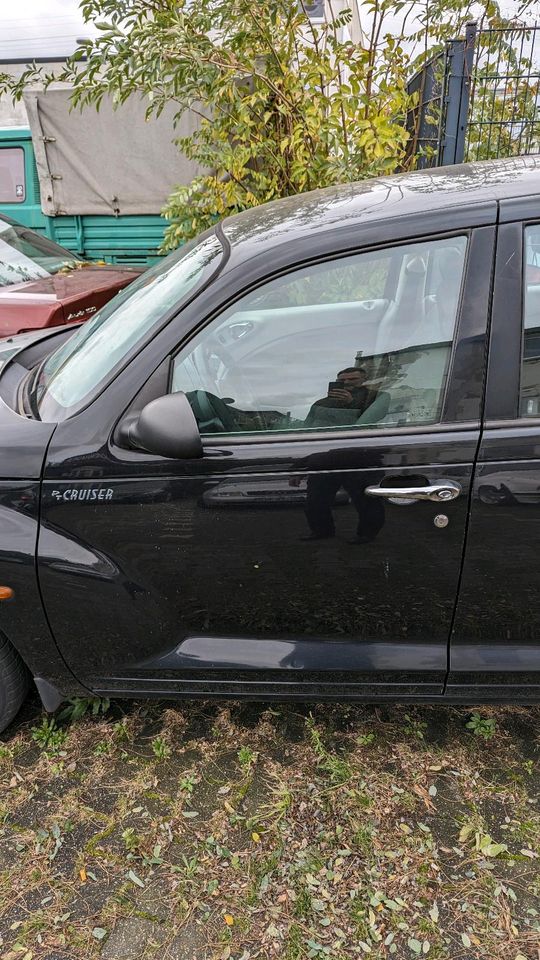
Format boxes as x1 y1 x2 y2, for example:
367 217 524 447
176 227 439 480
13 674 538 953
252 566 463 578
458 823 475 844
408 939 422 954
483 843 507 857
92 928 107 940
127 869 145 888
461 933 472 948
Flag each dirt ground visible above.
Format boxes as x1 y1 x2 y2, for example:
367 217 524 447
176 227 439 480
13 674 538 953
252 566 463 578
0 693 539 960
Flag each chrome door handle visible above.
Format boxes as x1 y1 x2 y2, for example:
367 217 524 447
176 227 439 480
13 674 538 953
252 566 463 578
365 480 462 502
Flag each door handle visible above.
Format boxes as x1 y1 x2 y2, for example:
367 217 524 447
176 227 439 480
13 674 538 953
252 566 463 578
365 479 462 503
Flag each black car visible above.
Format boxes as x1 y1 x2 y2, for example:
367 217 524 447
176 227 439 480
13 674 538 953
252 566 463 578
1 157 540 731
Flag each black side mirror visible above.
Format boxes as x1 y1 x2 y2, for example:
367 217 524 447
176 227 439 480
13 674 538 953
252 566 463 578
120 392 203 459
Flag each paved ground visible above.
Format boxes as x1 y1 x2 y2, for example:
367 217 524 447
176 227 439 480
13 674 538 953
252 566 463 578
0 693 539 959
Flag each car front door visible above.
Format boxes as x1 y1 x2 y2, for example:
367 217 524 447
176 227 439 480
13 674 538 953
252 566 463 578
449 207 540 701
38 225 494 700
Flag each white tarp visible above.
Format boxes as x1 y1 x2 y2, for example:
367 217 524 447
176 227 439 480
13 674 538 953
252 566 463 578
23 88 205 217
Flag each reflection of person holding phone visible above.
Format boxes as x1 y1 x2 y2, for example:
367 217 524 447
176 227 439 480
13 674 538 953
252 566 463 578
304 366 376 428
294 367 385 541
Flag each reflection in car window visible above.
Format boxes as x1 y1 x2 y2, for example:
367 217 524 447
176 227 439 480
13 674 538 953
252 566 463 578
0 217 80 287
521 224 540 416
171 237 468 435
33 232 223 422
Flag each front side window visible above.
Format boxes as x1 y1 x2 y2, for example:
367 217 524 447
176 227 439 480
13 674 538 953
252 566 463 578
520 224 540 416
171 236 468 435
0 148 25 203
32 232 223 421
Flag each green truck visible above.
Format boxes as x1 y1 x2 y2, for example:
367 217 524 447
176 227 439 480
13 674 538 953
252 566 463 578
0 91 202 265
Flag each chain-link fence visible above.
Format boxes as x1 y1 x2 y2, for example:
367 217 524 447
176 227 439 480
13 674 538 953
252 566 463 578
407 21 540 167
466 24 540 161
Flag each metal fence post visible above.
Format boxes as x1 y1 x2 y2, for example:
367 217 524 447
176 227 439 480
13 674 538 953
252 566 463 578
439 21 477 165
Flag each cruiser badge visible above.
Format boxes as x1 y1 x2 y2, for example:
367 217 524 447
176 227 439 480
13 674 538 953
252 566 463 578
51 488 114 502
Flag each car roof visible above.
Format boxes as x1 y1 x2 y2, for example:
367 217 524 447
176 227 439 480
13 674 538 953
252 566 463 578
221 155 540 259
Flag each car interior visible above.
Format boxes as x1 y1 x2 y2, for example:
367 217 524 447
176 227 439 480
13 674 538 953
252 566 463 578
171 238 467 434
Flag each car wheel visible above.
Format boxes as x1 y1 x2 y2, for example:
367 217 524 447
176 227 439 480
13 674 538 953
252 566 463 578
0 635 29 734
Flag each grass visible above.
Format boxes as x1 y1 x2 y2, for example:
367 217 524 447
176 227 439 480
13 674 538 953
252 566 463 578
0 696 538 959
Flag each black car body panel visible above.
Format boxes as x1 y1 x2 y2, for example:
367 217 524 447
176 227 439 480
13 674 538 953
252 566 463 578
38 436 476 697
449 197 540 700
1 157 540 707
0 481 89 695
0 398 54 479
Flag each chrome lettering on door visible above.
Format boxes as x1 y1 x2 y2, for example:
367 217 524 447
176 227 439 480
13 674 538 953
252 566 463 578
51 488 114 502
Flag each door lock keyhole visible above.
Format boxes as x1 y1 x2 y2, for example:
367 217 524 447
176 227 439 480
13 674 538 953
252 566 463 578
434 514 449 528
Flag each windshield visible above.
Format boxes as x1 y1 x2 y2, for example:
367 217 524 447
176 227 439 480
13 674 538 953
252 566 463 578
31 232 224 421
0 218 81 287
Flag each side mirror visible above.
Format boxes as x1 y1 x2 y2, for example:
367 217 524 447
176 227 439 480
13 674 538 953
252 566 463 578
120 392 203 459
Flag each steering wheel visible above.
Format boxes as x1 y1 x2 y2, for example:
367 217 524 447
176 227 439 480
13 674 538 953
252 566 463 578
188 389 240 433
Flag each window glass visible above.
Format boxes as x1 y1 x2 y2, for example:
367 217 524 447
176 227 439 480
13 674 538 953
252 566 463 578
171 236 468 435
521 225 540 416
33 232 223 421
304 1 325 20
0 218 80 287
0 148 25 203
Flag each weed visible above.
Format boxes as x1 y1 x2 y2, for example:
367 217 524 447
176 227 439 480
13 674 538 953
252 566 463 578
31 717 67 753
285 923 303 960
356 732 376 746
121 827 142 854
84 821 116 857
351 824 374 855
35 821 68 860
250 782 293 828
237 745 257 771
142 843 164 867
247 848 282 903
293 885 312 919
458 820 508 857
466 713 497 740
305 715 351 784
179 773 197 793
306 938 332 958
403 714 428 740
320 753 352 784
152 736 172 760
306 714 325 758
174 853 201 879
57 696 110 723
113 718 131 741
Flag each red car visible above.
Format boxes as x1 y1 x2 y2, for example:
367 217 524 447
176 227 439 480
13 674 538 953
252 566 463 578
0 214 141 337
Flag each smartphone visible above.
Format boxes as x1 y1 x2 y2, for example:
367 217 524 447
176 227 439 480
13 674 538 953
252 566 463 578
328 380 343 392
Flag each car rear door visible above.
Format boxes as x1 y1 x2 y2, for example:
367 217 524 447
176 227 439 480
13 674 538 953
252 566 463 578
449 202 540 701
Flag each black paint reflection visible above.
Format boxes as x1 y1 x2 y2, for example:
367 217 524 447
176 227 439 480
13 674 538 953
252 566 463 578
38 452 471 691
451 455 540 689
302 473 385 542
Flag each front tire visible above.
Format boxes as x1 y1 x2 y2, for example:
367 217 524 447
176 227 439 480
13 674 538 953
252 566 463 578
0 635 29 734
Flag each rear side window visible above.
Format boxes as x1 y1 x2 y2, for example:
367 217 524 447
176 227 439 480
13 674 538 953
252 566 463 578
171 236 468 436
521 225 540 416
0 148 25 203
